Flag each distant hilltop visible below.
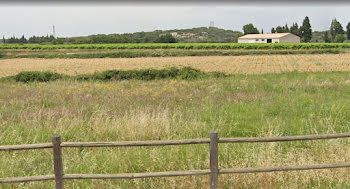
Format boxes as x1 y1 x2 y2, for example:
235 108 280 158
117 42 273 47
1 26 341 44
66 27 243 44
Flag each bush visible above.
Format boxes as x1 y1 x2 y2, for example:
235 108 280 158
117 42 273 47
14 71 66 82
154 34 177 43
75 67 212 81
5 68 228 82
334 34 346 43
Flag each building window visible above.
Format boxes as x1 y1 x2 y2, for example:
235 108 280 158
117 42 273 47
256 39 259 41
262 39 265 41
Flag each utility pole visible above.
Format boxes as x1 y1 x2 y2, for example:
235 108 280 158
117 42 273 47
53 25 56 38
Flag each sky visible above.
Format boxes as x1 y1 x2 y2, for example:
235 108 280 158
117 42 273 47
1 3 350 38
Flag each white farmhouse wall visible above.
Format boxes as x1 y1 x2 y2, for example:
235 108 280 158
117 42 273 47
272 39 280 43
238 39 256 43
238 33 300 43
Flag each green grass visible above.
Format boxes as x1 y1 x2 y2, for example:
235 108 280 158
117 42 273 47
1 43 350 50
1 71 350 188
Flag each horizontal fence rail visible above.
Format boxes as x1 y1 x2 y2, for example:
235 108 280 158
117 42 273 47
0 175 55 184
219 132 350 143
2 132 350 151
1 131 350 189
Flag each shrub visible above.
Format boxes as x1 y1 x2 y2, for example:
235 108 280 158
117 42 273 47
75 67 226 81
4 68 228 83
334 34 346 43
14 71 66 82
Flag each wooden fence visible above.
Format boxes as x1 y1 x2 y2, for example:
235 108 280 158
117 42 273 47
1 131 350 189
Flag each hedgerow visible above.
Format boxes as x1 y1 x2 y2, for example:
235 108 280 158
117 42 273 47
3 67 228 82
13 71 67 82
10 49 343 59
1 43 350 50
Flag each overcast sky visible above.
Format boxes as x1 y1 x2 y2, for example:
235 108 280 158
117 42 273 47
1 4 350 38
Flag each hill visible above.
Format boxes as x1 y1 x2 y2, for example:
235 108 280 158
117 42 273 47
63 27 243 44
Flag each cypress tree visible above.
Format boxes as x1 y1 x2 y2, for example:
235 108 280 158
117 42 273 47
323 31 331 43
330 18 344 41
301 16 312 42
271 28 276 33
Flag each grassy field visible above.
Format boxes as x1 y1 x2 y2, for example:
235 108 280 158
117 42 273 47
1 72 350 188
1 48 350 188
1 54 350 77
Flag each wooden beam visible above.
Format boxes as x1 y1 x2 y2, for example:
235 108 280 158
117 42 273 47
0 143 52 151
220 163 350 174
0 175 55 183
61 139 210 148
210 131 219 189
63 170 211 180
52 135 64 189
219 132 350 143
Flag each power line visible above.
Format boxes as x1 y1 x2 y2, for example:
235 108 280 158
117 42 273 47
53 25 55 38
210 21 214 27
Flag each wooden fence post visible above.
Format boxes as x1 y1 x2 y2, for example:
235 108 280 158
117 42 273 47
210 131 219 189
52 135 64 189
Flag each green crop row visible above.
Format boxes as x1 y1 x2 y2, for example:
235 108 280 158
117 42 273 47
8 49 342 59
1 43 350 50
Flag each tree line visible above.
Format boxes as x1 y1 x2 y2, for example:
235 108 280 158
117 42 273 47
243 16 350 43
2 35 55 44
1 27 242 44
2 17 350 44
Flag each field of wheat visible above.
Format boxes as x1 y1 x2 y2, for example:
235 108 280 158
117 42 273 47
1 54 350 77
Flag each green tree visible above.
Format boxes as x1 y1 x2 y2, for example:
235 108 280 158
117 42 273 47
334 34 345 43
19 35 27 43
276 26 284 33
290 23 301 37
346 22 350 40
301 16 312 42
271 28 276 33
323 31 331 43
2 36 5 43
52 38 64 45
154 34 177 43
330 18 344 41
261 29 264 34
242 24 259 35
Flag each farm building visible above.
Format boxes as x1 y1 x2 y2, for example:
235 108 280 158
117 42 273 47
238 33 300 43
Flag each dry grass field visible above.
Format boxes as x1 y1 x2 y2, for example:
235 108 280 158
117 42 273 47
1 54 350 77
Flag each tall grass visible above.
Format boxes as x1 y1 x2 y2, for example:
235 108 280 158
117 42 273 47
1 72 350 188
